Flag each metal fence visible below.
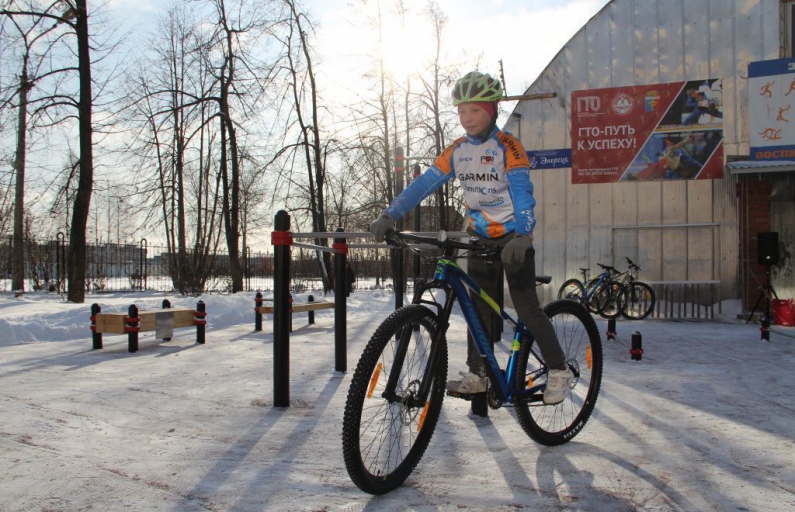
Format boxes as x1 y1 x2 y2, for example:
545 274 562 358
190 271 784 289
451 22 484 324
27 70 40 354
0 235 435 295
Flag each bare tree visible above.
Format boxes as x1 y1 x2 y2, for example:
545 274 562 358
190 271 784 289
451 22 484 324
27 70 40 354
122 4 214 293
275 0 338 290
416 0 458 229
1 0 81 292
204 0 276 293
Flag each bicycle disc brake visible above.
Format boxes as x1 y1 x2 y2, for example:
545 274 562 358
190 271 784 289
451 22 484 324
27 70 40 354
400 379 422 426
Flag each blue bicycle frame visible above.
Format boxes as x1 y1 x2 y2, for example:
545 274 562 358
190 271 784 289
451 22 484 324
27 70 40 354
416 255 548 405
583 270 611 302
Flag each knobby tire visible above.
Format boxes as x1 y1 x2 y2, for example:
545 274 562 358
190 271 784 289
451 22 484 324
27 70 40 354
342 305 447 494
514 299 603 446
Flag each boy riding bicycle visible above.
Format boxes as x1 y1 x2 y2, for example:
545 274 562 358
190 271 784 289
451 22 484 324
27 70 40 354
369 71 572 405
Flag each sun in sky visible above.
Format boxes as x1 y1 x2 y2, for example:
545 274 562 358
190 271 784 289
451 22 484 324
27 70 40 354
377 12 438 84
312 0 611 98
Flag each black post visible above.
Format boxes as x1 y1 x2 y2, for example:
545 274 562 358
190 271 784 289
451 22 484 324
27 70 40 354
394 147 405 311
162 299 171 341
195 300 206 344
333 227 347 372
762 263 773 341
395 246 404 310
91 303 102 349
127 304 139 353
630 331 643 361
272 210 292 407
254 291 263 331
308 294 316 325
140 238 148 291
57 232 66 293
607 318 616 340
412 164 422 280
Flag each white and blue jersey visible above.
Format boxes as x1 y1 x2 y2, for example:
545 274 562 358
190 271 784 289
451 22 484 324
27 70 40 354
386 127 537 239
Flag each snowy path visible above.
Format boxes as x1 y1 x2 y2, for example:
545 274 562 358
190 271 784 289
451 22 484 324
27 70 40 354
0 291 793 511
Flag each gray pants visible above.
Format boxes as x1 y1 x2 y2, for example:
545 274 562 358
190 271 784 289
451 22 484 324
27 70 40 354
465 233 566 373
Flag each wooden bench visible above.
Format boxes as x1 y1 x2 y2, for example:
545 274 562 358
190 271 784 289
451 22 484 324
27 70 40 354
90 301 207 353
254 293 333 332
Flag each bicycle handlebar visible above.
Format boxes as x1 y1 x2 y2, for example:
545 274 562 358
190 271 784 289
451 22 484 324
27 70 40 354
625 257 641 271
384 229 500 258
597 263 620 275
385 229 552 284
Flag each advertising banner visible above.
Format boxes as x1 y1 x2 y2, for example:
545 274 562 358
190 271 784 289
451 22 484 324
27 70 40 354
571 80 724 184
527 149 572 170
749 58 795 160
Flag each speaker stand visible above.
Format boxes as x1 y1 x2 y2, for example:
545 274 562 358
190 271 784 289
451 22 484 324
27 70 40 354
746 264 778 325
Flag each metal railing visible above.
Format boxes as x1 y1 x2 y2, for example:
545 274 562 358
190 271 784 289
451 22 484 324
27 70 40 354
0 234 433 295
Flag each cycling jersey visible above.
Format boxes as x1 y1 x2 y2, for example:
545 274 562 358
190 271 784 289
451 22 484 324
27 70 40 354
386 127 537 239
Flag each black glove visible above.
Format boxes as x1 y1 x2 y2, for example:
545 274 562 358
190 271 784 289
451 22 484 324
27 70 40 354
369 213 395 243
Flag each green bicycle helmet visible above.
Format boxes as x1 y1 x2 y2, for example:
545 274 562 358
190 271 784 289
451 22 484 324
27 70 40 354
452 71 503 106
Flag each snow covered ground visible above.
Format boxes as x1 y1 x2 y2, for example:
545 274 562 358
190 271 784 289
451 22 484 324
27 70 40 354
0 288 793 511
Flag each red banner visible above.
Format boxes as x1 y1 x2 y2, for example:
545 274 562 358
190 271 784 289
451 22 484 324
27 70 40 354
571 80 724 184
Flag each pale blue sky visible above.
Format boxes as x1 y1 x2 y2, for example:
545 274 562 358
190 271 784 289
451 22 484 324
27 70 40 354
106 0 611 97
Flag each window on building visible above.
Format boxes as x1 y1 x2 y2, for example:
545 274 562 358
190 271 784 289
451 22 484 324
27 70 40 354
784 0 795 57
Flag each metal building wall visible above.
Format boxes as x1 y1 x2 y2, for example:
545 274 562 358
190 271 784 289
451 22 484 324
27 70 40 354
504 0 781 302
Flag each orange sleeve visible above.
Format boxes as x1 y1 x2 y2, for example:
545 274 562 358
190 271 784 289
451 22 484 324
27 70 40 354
499 133 530 172
434 137 466 174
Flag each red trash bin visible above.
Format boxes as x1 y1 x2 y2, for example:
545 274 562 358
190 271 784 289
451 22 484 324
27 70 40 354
772 299 795 327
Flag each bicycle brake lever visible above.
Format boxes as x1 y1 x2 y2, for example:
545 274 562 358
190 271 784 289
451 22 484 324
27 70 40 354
384 229 402 248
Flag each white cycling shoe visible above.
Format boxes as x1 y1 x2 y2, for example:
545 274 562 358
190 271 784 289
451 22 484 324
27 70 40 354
446 371 487 394
543 368 573 405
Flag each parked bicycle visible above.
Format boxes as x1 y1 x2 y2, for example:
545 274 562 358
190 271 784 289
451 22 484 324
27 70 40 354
557 263 624 319
342 230 603 494
616 257 656 320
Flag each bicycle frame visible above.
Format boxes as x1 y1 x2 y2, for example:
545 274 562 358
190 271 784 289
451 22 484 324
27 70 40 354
583 270 611 300
385 253 548 408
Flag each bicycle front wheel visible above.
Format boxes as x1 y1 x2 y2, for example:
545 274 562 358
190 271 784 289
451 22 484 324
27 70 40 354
557 278 585 302
342 305 447 494
619 282 656 320
598 282 624 319
584 278 605 314
514 299 603 446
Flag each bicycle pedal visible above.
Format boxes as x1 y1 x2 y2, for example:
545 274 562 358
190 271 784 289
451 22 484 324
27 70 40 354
446 390 487 401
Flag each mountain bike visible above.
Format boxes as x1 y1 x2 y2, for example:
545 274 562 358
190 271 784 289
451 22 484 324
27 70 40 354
617 257 656 320
557 263 624 319
342 230 603 495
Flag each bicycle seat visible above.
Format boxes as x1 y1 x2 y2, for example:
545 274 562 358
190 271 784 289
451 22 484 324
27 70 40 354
536 275 552 285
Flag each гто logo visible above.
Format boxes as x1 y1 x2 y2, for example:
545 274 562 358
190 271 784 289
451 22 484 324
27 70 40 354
612 92 634 115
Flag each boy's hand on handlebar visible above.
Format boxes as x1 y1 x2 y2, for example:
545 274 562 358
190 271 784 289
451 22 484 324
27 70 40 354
369 213 395 243
501 234 533 265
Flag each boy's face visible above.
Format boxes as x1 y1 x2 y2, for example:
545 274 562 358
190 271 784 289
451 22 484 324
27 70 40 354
458 103 492 137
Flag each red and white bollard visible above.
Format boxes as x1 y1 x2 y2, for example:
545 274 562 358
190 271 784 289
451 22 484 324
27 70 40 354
606 318 617 340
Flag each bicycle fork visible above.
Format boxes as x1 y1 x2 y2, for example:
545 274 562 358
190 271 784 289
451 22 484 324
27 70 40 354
380 286 453 410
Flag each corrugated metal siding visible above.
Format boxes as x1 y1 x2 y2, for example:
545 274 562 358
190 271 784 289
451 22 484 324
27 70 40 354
505 0 782 302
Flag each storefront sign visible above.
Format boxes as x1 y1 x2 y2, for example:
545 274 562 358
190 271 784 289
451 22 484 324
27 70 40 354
527 149 571 169
571 80 724 183
749 58 795 161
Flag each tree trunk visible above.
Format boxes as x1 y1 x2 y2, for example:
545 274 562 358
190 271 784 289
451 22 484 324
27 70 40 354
66 0 93 303
218 14 242 293
11 69 31 292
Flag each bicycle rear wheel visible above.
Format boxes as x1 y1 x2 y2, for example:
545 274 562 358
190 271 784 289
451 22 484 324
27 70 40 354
619 282 656 320
342 305 447 494
557 278 585 301
514 299 602 446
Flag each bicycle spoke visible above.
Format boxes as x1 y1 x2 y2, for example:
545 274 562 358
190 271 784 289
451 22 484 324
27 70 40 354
514 300 603 446
343 305 447 494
